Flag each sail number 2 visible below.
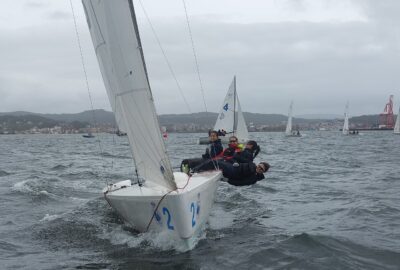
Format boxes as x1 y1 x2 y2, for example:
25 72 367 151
160 202 200 230
191 202 200 228
162 207 174 230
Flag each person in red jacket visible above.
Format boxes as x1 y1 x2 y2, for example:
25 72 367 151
219 136 243 161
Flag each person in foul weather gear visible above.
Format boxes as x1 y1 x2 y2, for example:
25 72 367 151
202 131 223 159
232 140 260 163
181 130 223 174
219 161 270 186
220 136 243 161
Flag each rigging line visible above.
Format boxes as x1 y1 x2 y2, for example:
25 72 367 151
137 0 192 113
145 174 193 232
182 0 208 112
69 0 107 183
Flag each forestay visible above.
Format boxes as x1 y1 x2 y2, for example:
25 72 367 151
214 76 249 140
82 0 176 190
285 101 293 135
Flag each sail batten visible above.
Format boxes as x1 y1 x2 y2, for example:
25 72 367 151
82 0 176 190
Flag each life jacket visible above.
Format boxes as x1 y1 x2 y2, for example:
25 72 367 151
214 143 242 161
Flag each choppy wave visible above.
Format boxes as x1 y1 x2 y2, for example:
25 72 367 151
0 170 10 177
2 132 400 269
50 163 73 171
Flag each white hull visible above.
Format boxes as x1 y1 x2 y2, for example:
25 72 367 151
285 134 301 137
103 171 222 248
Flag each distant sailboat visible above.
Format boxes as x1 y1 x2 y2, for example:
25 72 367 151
161 126 168 139
342 102 358 135
198 76 249 144
394 105 400 135
285 101 301 137
82 0 221 249
342 103 350 135
83 126 95 138
343 102 358 135
82 132 95 138
116 129 127 136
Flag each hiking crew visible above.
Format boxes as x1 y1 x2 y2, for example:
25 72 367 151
219 161 270 186
181 130 223 173
231 140 260 163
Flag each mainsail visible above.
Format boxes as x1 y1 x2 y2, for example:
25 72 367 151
82 0 176 190
214 76 249 140
343 103 349 135
285 102 293 135
394 105 400 134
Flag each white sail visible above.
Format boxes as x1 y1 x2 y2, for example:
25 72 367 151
82 0 176 190
343 103 349 135
285 102 293 135
394 105 400 134
235 98 249 141
214 76 248 140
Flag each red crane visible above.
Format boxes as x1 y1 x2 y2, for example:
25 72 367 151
379 95 394 129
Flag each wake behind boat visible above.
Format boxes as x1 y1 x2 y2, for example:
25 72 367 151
199 76 249 145
82 0 222 249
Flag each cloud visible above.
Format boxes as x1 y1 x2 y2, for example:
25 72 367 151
0 1 399 115
25 1 47 9
45 10 71 21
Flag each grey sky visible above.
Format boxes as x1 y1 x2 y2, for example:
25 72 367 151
0 0 399 116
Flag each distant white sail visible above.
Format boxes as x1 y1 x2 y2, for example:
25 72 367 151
83 0 176 190
214 76 249 140
343 103 349 135
394 105 400 134
285 102 293 136
235 98 249 141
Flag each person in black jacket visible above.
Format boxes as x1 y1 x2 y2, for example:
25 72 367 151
218 161 270 186
181 130 223 174
202 131 223 159
231 140 260 163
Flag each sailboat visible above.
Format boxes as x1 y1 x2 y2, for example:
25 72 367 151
82 0 222 248
161 126 168 139
83 126 95 138
198 76 249 144
394 105 400 135
82 131 95 138
285 102 301 137
342 102 358 135
342 103 349 135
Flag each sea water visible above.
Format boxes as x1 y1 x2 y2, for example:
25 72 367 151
0 132 399 269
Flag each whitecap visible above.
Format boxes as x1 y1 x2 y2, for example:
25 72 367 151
12 180 33 193
100 225 207 252
40 214 60 222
